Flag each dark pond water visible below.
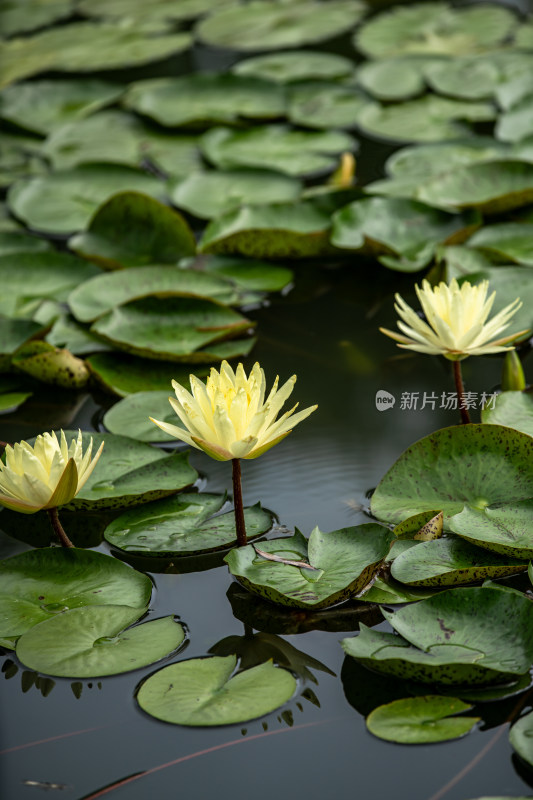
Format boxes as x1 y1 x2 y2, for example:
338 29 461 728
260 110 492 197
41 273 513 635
2 0 533 797
2 267 532 800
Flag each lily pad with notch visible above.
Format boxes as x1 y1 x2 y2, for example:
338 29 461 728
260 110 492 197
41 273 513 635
47 430 198 510
16 605 185 677
86 352 204 396
195 0 366 51
104 492 273 555
124 74 286 129
0 547 152 643
366 695 479 744
448 501 533 560
136 654 296 725
370 424 533 526
390 536 528 587
200 125 356 178
90 296 254 361
224 524 395 609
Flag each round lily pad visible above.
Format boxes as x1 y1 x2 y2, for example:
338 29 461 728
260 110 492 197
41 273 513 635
225 524 395 609
90 296 253 361
356 57 441 102
509 708 533 768
0 547 152 641
331 196 479 271
86 352 204 397
195 0 366 51
8 165 164 236
105 492 273 555
0 80 124 136
482 391 533 437
390 537 528 587
0 23 192 89
137 654 296 725
354 3 518 58
201 125 356 177
16 606 185 677
232 50 355 84
415 160 533 214
69 267 237 324
0 251 99 319
424 57 500 101
448 501 533 560
103 390 177 442
169 168 302 220
124 74 286 129
288 81 370 130
52 430 198 510
370 424 533 526
357 96 495 144
69 191 196 270
366 696 478 744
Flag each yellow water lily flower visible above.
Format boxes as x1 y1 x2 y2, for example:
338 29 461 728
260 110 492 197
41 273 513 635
0 430 104 514
151 361 318 461
380 278 526 361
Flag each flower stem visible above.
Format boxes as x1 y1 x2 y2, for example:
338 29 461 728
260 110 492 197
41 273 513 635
453 361 471 425
232 458 247 547
47 507 74 548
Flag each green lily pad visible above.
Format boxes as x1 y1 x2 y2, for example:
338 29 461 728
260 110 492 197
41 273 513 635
195 0 366 51
424 57 500 101
331 197 479 271
8 165 164 236
497 96 533 144
357 96 495 144
357 576 437 605
69 267 238 325
137 654 296 726
50 430 198 510
0 316 43 371
105 492 273 555
0 251 99 319
189 255 293 294
201 125 356 177
68 191 195 270
11 340 90 389
16 606 184 677
356 57 441 102
0 548 152 641
103 390 186 442
467 222 533 266
509 708 533 768
169 168 302 220
415 160 533 214
45 314 112 356
232 50 355 84
354 3 518 58
0 23 192 89
91 296 253 361
124 74 286 129
0 80 123 136
0 231 51 256
393 509 444 540
0 131 47 189
0 0 73 37
288 81 370 130
199 199 337 259
344 585 533 685
371 424 533 526
448 501 533 560
366 696 478 743
86 352 205 396
224 524 395 609
0 384 32 413
482 392 533 437
386 138 517 179
77 0 233 25
390 536 528 587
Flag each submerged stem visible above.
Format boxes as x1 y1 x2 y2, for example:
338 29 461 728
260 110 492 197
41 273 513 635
452 361 471 425
231 458 247 547
47 507 74 548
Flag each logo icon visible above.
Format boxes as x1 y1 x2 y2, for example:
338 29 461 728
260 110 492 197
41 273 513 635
375 390 396 411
